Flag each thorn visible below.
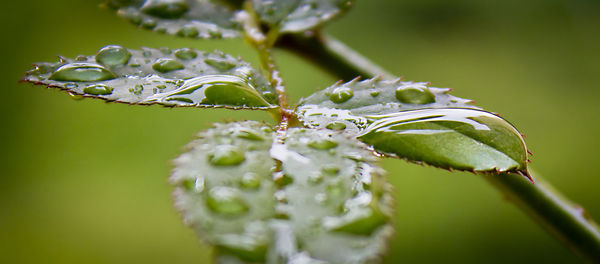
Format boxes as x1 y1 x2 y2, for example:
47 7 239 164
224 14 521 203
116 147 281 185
517 170 535 184
521 133 527 138
527 149 534 156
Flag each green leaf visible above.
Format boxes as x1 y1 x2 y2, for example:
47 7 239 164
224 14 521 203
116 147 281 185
358 108 529 174
22 45 279 109
297 77 529 175
253 0 355 33
171 122 393 263
104 0 242 39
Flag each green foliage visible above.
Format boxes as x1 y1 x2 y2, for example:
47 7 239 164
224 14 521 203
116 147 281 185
20 1 546 264
298 77 528 175
105 0 355 39
172 121 393 263
22 46 278 109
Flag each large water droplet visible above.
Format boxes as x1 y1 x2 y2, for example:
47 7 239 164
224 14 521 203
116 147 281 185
141 0 189 19
50 63 116 82
174 48 198 60
206 186 248 216
83 84 114 95
325 122 346 130
235 128 264 141
240 172 261 189
208 145 245 166
177 25 198 38
323 206 386 235
329 87 353 104
308 139 338 150
152 58 184 73
204 58 236 71
95 45 131 66
395 85 435 104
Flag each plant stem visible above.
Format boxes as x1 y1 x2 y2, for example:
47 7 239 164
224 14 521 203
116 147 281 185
276 32 395 81
486 172 600 263
277 31 600 263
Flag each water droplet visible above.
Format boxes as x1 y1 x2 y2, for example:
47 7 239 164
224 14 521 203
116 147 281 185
235 128 264 141
182 177 204 192
160 47 172 54
327 180 344 197
206 186 248 216
95 45 131 66
370 90 380 97
204 58 236 71
177 25 198 38
308 173 323 184
75 55 88 61
240 172 261 189
64 83 78 89
29 63 54 75
325 122 346 130
142 50 152 57
261 91 276 102
50 63 116 82
395 86 435 104
152 58 184 73
141 0 189 19
129 84 144 95
174 48 197 60
83 84 114 95
308 139 338 150
329 87 354 104
141 18 157 29
324 206 386 236
321 165 340 175
315 193 328 204
261 126 273 133
208 145 245 166
209 30 223 39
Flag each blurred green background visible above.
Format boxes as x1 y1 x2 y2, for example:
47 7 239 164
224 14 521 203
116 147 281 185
2 0 599 263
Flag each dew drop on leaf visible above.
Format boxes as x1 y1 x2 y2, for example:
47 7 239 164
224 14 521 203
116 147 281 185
308 139 338 150
208 145 245 166
177 25 199 38
395 85 435 104
240 172 261 189
50 63 117 82
83 84 114 95
95 45 131 66
323 206 386 235
325 122 346 130
206 186 248 216
174 48 198 60
204 58 236 71
152 58 184 73
141 0 189 19
329 86 354 104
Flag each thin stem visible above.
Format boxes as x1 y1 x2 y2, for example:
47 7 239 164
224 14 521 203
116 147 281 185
486 172 600 263
279 31 600 263
276 32 395 81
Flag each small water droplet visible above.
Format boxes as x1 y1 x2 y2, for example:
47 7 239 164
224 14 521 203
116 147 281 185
129 84 144 95
141 18 157 29
96 45 131 66
327 180 344 197
208 145 245 166
315 193 328 204
50 63 116 82
152 58 184 73
329 87 354 104
83 84 114 95
325 122 346 130
240 172 261 189
182 177 204 192
261 91 276 102
370 90 380 97
308 173 324 184
235 128 264 141
261 126 273 133
204 58 236 71
321 165 340 175
141 0 189 19
160 47 172 54
64 83 78 89
174 48 197 60
308 139 338 150
142 50 152 57
273 172 293 187
206 186 248 216
395 86 435 104
75 55 88 61
177 25 198 38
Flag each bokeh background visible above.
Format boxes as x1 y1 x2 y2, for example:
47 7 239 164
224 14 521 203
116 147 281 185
2 0 599 263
